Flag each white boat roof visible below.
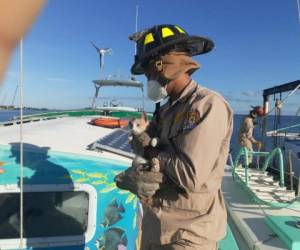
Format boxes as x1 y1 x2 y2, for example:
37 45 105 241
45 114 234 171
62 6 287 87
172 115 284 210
95 106 138 112
92 79 143 89
0 116 132 164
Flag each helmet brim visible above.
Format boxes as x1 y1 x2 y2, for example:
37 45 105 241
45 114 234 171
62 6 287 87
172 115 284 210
131 35 214 75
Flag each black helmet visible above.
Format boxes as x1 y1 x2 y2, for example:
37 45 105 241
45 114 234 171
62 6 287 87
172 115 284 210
129 24 214 75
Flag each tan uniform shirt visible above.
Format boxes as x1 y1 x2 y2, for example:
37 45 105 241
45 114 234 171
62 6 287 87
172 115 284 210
141 80 233 249
238 116 256 151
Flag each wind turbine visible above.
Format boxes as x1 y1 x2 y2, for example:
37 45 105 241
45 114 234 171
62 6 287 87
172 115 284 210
90 42 113 109
90 41 112 70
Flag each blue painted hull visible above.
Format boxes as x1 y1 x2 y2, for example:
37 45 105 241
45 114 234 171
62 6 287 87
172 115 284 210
0 144 138 250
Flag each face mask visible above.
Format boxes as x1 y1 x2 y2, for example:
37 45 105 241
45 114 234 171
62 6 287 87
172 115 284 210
147 80 168 103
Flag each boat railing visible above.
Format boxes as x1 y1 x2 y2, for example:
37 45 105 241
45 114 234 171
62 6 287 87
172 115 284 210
0 114 68 127
261 147 285 186
232 147 285 187
266 122 300 135
287 149 300 196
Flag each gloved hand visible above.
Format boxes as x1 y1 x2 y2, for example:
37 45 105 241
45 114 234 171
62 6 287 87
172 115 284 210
114 157 164 198
256 141 263 149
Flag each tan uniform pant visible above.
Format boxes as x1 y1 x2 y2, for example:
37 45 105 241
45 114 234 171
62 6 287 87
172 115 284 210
139 206 219 250
148 241 218 250
239 138 253 164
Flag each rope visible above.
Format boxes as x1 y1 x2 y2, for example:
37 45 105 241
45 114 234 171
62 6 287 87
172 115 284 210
19 38 24 249
234 174 300 248
267 122 300 134
266 84 300 115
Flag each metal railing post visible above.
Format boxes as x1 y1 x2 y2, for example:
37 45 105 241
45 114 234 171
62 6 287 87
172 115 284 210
288 150 294 191
233 147 250 186
262 147 285 187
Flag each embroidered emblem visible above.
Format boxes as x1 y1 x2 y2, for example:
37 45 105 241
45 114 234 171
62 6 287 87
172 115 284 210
183 110 200 130
174 111 185 123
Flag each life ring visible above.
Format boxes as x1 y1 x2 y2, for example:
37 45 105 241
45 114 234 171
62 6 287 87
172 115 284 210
91 117 129 128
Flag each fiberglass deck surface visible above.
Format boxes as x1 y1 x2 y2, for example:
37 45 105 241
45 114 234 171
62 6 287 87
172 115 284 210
0 116 132 164
222 165 300 250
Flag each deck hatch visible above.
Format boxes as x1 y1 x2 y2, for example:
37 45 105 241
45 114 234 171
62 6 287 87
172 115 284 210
0 184 97 249
0 191 88 239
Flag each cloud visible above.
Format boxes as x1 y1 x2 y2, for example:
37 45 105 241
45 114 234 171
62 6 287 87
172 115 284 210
241 90 261 97
223 95 253 103
46 77 73 83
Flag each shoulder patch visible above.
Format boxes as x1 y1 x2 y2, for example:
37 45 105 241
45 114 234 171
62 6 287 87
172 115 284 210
183 110 200 131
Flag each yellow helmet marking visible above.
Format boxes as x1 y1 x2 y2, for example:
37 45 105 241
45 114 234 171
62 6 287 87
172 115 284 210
162 27 174 38
144 33 154 45
175 26 185 34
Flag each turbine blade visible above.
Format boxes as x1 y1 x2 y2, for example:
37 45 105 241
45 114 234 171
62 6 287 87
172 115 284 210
90 41 100 52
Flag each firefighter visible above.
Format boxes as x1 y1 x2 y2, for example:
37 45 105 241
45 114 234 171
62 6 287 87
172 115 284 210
115 24 233 250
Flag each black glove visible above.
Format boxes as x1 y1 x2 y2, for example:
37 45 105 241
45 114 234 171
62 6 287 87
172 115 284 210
114 157 164 198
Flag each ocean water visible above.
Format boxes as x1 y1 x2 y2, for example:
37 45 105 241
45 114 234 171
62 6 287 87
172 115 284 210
231 114 300 157
0 110 50 122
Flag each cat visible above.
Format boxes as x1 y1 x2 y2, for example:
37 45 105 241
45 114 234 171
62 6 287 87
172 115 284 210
128 112 160 172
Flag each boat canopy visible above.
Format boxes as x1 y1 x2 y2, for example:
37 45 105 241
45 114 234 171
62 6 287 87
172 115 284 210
261 79 300 147
263 80 300 100
91 78 144 109
92 79 143 89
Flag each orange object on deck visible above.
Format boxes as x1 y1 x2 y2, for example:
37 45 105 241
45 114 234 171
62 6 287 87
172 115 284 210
91 117 129 128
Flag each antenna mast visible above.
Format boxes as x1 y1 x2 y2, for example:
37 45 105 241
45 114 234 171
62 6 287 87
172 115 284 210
297 0 300 26
134 5 144 111
135 5 139 55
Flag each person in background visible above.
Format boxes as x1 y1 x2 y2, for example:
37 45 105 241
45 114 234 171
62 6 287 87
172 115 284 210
0 0 45 83
115 24 233 250
238 105 265 163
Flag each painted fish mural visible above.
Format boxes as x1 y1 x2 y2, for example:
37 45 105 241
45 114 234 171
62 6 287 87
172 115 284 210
0 144 138 250
0 161 6 174
101 198 125 227
95 227 127 250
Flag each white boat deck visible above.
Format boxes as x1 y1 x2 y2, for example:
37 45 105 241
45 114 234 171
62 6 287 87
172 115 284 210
0 116 132 164
223 166 300 250
2 116 300 249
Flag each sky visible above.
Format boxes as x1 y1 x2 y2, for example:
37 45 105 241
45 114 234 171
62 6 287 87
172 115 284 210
1 0 300 114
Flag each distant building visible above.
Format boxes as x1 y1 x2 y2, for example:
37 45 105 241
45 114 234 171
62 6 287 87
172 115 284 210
0 105 15 110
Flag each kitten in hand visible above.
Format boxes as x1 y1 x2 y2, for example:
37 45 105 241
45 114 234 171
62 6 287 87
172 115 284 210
128 112 160 172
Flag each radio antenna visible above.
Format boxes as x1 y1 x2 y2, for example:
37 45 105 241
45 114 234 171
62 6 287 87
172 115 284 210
134 5 139 55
